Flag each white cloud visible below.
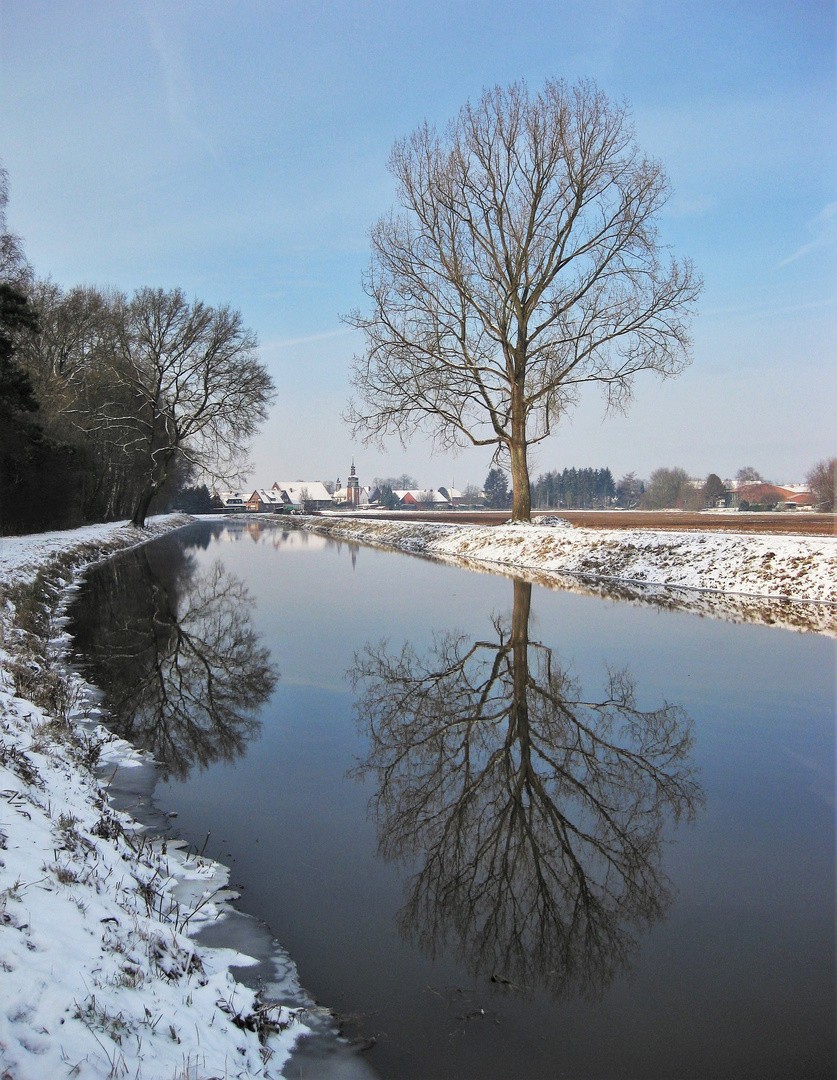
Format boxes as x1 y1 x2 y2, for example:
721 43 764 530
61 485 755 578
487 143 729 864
779 200 837 267
264 327 359 351
142 2 217 160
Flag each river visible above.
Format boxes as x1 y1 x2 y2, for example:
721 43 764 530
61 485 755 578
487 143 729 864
66 519 835 1079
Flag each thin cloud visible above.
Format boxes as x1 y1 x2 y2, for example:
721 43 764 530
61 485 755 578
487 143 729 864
265 327 359 350
143 3 218 160
779 201 837 267
702 296 836 318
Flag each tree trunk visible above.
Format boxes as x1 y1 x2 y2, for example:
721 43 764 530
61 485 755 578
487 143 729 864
131 483 155 528
509 578 532 764
509 436 531 521
509 372 531 520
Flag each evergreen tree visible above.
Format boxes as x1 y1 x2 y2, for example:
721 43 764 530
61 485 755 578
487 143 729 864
484 467 510 509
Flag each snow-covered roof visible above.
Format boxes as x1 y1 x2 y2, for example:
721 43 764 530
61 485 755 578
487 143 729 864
395 489 450 503
273 481 334 505
249 488 283 505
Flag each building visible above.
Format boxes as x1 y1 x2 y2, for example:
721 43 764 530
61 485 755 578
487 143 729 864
272 481 334 511
394 489 452 509
245 488 284 512
730 482 815 509
333 462 368 507
347 461 360 508
437 486 463 507
213 491 250 511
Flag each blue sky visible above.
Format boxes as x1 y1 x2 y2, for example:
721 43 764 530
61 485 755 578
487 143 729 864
1 0 833 488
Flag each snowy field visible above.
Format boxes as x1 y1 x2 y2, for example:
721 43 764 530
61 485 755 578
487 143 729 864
308 515 837 636
0 517 311 1080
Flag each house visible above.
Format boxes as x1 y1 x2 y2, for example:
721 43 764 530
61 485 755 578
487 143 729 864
213 491 250 511
394 489 452 509
731 482 815 509
272 481 334 511
245 488 284 512
437 486 463 507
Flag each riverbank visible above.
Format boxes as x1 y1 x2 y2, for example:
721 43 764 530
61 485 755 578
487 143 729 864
302 514 837 635
0 517 310 1080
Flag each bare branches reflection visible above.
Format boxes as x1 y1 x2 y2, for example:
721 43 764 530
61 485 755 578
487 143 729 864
351 579 703 998
70 537 277 779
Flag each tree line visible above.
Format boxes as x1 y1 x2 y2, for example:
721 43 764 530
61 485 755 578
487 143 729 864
483 463 835 512
0 164 274 535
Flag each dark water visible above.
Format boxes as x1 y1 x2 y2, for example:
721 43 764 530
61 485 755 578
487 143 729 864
67 519 836 1080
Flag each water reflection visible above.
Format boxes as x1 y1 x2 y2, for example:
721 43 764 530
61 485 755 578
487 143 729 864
70 539 277 780
351 579 703 998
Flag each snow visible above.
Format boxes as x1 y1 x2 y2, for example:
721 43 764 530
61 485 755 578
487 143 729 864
0 517 313 1079
303 516 837 636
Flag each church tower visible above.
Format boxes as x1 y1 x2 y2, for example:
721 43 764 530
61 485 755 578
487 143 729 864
347 460 360 508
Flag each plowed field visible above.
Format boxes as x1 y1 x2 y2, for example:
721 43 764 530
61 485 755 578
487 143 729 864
347 510 836 536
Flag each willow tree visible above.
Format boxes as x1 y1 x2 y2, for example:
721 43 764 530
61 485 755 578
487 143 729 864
346 79 701 520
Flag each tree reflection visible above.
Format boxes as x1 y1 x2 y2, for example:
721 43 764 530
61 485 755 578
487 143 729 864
351 579 702 997
70 538 276 779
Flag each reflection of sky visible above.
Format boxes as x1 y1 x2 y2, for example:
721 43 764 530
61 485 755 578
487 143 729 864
1 2 833 484
155 523 835 1078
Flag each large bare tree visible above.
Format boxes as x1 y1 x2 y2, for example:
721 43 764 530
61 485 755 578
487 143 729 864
104 288 275 526
351 580 701 995
346 79 701 519
70 537 276 780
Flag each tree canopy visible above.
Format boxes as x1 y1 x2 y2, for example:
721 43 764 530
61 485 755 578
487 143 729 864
16 283 275 528
346 78 701 519
806 458 836 512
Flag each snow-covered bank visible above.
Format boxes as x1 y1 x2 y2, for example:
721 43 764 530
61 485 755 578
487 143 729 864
304 516 837 636
0 518 311 1080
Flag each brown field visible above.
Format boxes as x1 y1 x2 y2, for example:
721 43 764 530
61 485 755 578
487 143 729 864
345 509 836 536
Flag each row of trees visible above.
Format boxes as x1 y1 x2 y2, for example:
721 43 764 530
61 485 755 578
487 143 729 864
0 165 274 534
482 461 835 512
532 467 616 509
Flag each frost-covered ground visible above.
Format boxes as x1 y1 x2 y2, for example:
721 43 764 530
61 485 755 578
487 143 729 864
0 518 312 1080
308 515 837 636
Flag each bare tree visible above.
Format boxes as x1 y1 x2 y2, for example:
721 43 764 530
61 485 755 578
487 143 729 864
351 580 701 995
0 163 31 287
641 466 691 509
806 457 836 512
346 79 701 520
69 538 276 780
101 288 275 526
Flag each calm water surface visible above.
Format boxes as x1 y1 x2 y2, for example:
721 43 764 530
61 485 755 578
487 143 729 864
67 520 835 1080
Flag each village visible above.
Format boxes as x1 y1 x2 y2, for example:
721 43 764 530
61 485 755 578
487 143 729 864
214 462 818 515
215 463 468 513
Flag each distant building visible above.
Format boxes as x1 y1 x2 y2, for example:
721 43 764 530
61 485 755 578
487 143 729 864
213 491 250 511
731 482 815 509
245 488 284 512
394 489 451 509
272 481 334 510
347 461 360 508
437 486 463 507
334 461 368 507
